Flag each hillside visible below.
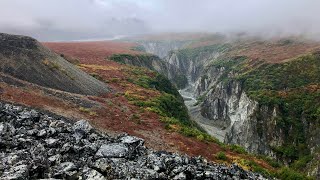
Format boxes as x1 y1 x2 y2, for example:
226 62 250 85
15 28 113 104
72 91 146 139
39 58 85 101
43 40 282 177
0 33 110 96
140 34 320 179
2 32 315 179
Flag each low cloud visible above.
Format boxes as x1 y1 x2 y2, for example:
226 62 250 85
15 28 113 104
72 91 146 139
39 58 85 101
0 0 319 40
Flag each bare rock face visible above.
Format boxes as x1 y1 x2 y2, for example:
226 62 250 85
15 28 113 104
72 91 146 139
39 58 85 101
0 102 267 179
0 32 110 96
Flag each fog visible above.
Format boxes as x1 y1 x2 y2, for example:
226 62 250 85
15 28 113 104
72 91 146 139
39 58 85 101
1 0 319 41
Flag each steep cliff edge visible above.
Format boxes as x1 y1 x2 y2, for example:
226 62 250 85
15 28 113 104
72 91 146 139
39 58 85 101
162 40 320 178
110 53 188 89
0 33 109 95
200 53 320 177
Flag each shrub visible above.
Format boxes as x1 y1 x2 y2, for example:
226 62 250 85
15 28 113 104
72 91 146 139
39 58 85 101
79 107 97 116
229 144 247 154
216 152 227 160
276 167 312 180
291 155 313 171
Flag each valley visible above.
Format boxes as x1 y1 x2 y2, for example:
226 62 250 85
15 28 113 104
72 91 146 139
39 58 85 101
125 34 320 179
0 32 319 179
1 1 320 179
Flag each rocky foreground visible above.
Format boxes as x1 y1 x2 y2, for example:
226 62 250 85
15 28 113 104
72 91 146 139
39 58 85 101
0 102 267 179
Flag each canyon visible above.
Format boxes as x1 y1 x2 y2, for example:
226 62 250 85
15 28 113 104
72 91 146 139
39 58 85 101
136 37 320 178
1 32 319 179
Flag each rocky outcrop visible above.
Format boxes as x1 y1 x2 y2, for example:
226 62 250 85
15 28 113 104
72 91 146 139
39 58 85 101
198 79 276 155
110 54 188 88
165 52 209 84
0 102 267 179
0 33 110 95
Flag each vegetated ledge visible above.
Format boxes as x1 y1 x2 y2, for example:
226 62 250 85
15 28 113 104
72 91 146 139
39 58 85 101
0 102 267 179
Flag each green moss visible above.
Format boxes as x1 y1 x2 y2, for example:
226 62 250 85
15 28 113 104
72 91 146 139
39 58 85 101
291 155 313 171
276 167 314 180
238 159 271 177
216 152 227 160
129 93 189 125
229 144 247 154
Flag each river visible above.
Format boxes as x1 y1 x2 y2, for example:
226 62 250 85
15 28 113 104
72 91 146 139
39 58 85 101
178 78 227 142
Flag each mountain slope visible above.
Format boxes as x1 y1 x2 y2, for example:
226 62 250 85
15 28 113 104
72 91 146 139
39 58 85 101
44 40 284 177
149 36 320 178
0 33 109 95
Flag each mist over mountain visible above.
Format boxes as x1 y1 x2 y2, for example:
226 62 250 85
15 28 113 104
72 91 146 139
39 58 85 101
1 0 320 41
0 0 151 41
1 1 320 179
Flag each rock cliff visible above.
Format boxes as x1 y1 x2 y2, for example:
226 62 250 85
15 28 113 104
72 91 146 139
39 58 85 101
109 54 188 89
160 42 320 178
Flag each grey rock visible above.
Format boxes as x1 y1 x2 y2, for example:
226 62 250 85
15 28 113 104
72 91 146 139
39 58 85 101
0 102 268 180
173 172 187 180
61 142 72 153
82 167 106 180
73 119 93 139
95 143 129 158
119 135 144 149
1 164 29 180
45 138 59 147
58 162 77 172
37 129 47 137
53 162 78 179
48 154 62 164
91 158 112 175
0 122 5 135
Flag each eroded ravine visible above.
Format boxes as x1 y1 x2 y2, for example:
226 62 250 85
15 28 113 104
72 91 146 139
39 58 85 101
178 76 227 142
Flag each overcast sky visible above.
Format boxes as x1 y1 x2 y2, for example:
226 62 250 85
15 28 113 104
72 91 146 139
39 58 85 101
1 0 319 40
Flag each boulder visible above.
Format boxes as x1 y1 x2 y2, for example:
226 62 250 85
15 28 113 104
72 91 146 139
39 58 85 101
95 143 129 158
